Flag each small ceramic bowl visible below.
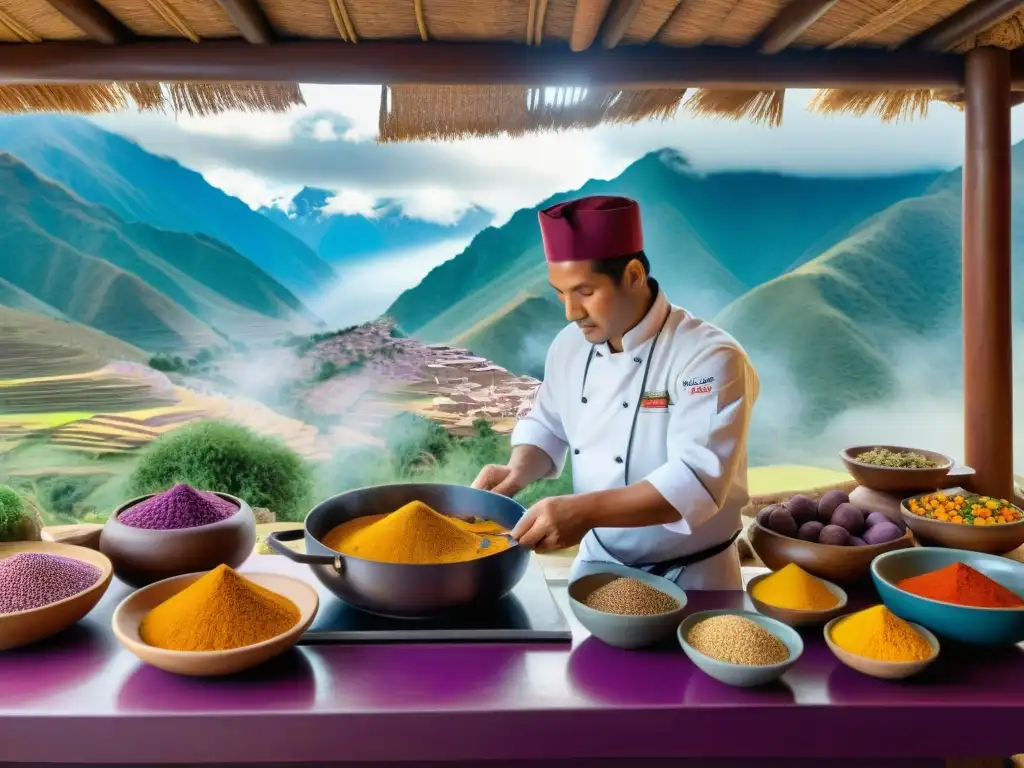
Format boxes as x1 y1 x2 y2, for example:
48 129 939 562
840 445 952 494
0 541 113 651
748 520 914 585
872 547 1024 645
100 492 257 588
746 571 848 627
567 563 688 649
900 488 1024 555
824 613 939 679
677 609 803 688
111 571 319 676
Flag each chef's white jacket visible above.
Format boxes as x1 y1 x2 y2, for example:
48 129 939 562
510 286 759 590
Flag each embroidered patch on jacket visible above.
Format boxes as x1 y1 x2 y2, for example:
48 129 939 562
640 391 670 409
682 375 715 395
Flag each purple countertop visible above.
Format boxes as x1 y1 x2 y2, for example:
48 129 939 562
1 554 1023 764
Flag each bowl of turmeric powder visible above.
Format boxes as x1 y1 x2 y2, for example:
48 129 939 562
112 564 319 677
747 564 848 628
901 488 1024 554
871 548 1024 645
265 483 530 619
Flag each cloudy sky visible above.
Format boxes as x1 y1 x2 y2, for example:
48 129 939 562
93 85 1024 226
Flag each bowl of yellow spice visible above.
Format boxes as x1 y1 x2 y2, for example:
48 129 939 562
824 605 939 680
747 564 848 628
266 483 530 619
112 564 319 677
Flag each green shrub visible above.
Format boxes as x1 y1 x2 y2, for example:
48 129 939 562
315 360 339 381
126 420 314 521
34 474 107 520
148 354 187 373
0 485 27 541
381 413 453 473
314 414 574 506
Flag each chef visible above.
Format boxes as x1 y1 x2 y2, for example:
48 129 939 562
471 195 759 590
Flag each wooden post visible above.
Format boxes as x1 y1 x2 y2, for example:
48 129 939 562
963 45 1014 500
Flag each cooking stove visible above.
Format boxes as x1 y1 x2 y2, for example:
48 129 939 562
299 557 572 644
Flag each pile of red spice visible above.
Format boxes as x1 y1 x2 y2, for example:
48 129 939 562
119 484 237 530
897 562 1024 608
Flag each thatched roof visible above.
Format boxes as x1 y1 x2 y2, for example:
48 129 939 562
0 0 1021 139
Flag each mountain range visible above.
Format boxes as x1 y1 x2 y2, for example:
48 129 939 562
261 187 492 266
0 115 336 301
386 150 943 382
0 152 315 353
717 150 1024 428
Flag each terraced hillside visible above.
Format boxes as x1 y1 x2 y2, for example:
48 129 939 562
0 307 147 378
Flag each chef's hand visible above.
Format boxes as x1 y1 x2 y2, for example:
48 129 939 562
471 464 525 497
511 496 588 553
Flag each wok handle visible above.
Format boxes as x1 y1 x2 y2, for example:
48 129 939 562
266 529 343 569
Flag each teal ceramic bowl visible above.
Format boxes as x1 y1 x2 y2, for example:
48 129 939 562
871 548 1024 645
677 609 803 687
568 563 688 649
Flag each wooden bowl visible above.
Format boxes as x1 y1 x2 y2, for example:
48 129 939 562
840 445 952 494
746 571 848 627
748 520 914 585
111 571 319 677
100 492 257 588
0 541 113 651
824 614 939 679
901 488 1024 555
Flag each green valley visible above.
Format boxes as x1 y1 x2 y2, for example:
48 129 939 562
0 116 336 300
0 153 316 354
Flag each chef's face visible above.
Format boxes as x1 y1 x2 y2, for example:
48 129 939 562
548 258 646 345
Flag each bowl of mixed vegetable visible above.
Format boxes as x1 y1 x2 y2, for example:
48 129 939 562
901 488 1024 554
840 445 953 494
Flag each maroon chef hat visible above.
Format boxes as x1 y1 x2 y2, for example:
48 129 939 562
538 195 643 263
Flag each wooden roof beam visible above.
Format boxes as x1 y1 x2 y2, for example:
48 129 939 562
212 0 273 43
756 0 841 54
904 0 1024 51
0 41 965 89
570 0 613 51
43 0 132 45
601 0 644 48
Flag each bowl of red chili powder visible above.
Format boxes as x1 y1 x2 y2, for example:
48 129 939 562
100 484 256 588
872 548 1024 645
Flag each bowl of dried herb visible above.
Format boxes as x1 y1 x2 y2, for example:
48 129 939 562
840 445 952 494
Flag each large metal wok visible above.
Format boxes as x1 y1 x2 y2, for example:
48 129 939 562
267 483 530 619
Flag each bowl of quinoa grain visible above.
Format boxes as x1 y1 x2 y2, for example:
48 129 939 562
678 609 803 687
0 541 113 651
568 563 688 649
840 445 952 494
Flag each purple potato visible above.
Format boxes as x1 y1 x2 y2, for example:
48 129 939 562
849 536 867 547
831 503 866 536
786 495 819 526
817 489 850 524
863 521 903 545
757 504 782 527
768 507 798 538
865 511 891 529
818 524 851 546
797 521 824 542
